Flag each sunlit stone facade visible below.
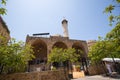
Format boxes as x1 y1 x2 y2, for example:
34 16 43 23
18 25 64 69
0 16 10 41
26 35 88 72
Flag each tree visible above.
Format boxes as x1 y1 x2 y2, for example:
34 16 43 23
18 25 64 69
0 37 35 74
0 0 7 15
105 0 120 58
88 39 106 63
48 48 80 67
64 48 80 63
88 37 120 64
48 48 64 64
104 0 120 26
88 0 120 64
48 48 80 79
104 0 120 40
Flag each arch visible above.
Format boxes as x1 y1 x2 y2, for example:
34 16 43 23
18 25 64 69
52 41 67 49
52 41 67 68
31 39 47 63
72 42 88 74
72 42 85 57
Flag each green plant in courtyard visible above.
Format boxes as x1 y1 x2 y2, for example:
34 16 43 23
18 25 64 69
75 65 80 69
104 0 120 59
88 0 120 64
48 48 80 65
48 48 64 63
0 36 35 74
88 38 115 63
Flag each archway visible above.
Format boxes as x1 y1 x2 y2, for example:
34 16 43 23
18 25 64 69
72 42 84 58
30 39 47 65
52 41 67 49
52 41 67 68
72 42 88 74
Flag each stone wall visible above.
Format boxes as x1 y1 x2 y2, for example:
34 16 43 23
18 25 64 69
0 70 69 80
26 35 88 56
88 64 107 75
26 35 89 72
0 16 10 41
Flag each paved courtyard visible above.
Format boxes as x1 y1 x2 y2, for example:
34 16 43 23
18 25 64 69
71 75 120 80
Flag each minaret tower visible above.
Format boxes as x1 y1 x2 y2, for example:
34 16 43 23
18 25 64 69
62 19 69 37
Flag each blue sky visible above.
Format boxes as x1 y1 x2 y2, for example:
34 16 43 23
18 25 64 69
2 0 114 41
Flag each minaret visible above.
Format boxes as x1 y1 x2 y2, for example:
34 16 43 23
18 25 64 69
62 19 69 37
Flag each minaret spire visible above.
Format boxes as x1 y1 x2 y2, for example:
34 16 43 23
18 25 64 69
62 18 69 37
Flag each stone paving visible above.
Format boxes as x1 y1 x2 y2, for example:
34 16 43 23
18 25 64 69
71 75 120 80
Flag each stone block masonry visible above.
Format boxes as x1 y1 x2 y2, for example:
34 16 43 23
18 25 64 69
0 70 69 80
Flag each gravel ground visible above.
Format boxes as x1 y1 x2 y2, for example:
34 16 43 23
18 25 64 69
71 75 120 80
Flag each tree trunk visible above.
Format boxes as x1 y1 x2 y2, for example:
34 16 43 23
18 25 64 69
0 65 3 74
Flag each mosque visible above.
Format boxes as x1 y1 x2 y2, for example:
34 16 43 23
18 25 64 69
26 19 89 73
0 16 106 75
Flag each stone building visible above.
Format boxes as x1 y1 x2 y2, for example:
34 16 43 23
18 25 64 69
0 16 10 41
26 19 88 72
87 40 96 51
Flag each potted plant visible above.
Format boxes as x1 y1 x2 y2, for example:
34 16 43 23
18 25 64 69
75 65 80 72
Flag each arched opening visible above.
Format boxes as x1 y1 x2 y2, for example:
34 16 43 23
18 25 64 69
72 43 84 58
72 42 88 75
30 39 47 65
51 42 67 68
52 41 67 49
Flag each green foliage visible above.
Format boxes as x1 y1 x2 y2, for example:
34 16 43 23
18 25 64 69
0 8 6 15
75 65 80 68
104 0 120 26
1 0 6 5
48 48 64 63
105 0 120 58
109 15 114 23
116 0 120 3
89 1 120 64
104 4 114 13
0 0 7 15
0 36 35 74
106 23 120 39
89 36 120 64
63 48 80 62
88 39 107 63
48 48 80 64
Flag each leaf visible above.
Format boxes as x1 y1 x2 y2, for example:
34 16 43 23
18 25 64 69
116 0 120 3
1 0 6 5
104 5 115 13
0 37 35 73
109 15 114 22
0 8 6 15
48 48 79 64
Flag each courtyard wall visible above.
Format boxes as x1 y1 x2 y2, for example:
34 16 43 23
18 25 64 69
88 64 107 75
0 70 69 80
